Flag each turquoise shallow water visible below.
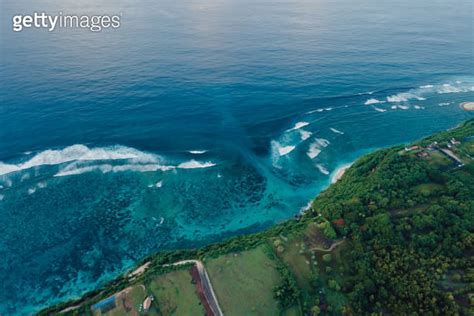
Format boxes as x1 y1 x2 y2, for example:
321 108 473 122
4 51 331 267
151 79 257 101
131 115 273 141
0 0 473 314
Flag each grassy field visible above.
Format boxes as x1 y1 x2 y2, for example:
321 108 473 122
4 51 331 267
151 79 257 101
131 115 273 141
271 223 350 313
147 268 205 316
271 233 313 295
205 245 282 315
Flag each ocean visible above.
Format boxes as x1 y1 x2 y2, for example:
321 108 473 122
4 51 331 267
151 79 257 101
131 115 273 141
0 0 473 314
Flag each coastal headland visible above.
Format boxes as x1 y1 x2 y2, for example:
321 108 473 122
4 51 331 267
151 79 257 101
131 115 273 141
40 120 474 316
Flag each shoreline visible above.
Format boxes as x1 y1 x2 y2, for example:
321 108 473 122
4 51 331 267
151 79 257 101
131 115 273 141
331 163 353 184
38 119 474 315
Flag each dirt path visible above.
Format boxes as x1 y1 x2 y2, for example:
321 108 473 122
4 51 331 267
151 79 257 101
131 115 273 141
310 239 345 252
165 260 224 316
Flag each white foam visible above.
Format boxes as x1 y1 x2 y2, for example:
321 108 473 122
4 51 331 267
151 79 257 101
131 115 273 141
316 164 329 175
391 105 397 109
373 107 387 112
0 163 21 176
287 121 310 132
387 93 425 103
325 107 333 111
397 105 410 110
306 108 324 114
0 194 3 201
438 102 451 106
54 156 215 176
177 160 216 169
315 138 330 147
299 200 313 215
271 140 297 157
147 181 163 188
435 83 474 94
414 105 425 110
357 91 375 95
55 163 175 177
189 150 207 154
307 143 321 159
0 144 158 176
37 181 47 189
56 165 112 177
364 98 384 105
329 128 344 135
28 187 36 195
384 81 474 104
307 139 329 159
299 130 312 141
278 145 296 156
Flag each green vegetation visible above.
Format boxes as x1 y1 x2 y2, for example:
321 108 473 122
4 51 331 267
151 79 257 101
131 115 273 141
309 120 474 315
205 246 282 315
147 269 204 315
40 119 474 316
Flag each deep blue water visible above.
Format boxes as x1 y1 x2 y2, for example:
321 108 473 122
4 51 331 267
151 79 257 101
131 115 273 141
0 0 473 314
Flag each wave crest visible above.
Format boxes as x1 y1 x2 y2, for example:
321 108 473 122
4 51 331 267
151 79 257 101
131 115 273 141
0 144 157 176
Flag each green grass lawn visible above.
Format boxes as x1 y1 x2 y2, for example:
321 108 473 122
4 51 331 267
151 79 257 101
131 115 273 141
271 233 313 296
205 245 282 316
147 268 205 316
427 150 453 167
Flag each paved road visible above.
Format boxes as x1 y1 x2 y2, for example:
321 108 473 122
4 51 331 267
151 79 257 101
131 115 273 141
165 260 224 316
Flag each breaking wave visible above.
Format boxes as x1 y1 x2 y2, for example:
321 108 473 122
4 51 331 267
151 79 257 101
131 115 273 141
307 138 330 159
387 93 426 103
177 160 217 169
307 143 322 159
287 121 310 132
0 144 157 176
55 163 175 177
385 81 473 103
365 98 384 105
315 164 329 175
299 130 312 141
329 128 344 135
315 138 330 147
274 143 296 156
0 144 218 178
55 159 216 177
